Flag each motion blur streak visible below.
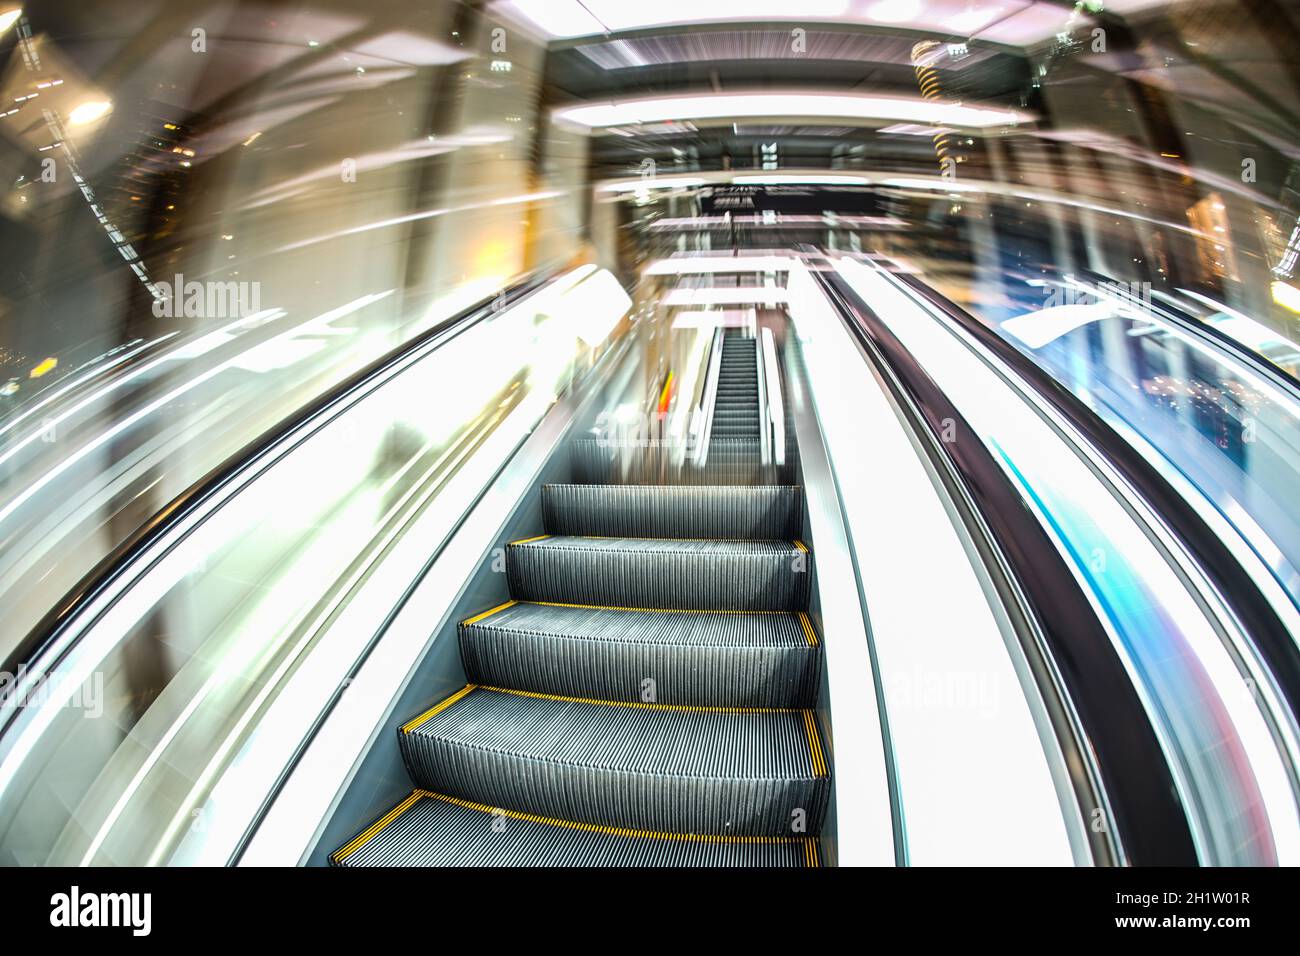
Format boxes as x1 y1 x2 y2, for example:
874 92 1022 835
2 0 1300 871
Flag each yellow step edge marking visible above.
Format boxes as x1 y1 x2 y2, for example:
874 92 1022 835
509 534 550 545
418 791 811 848
802 710 829 778
807 710 828 777
810 712 828 777
401 684 477 734
478 684 802 714
532 599 789 616
461 600 517 627
331 791 424 863
804 839 821 867
798 612 818 647
793 539 809 553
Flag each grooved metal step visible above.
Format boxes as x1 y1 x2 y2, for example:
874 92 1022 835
712 332 762 446
396 686 830 837
460 601 820 706
569 440 789 486
331 791 820 867
542 484 801 538
507 535 811 611
331 326 823 867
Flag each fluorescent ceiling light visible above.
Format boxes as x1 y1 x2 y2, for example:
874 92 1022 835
646 256 794 275
500 0 851 38
868 0 922 23
1272 280 1300 314
496 1 1087 47
504 0 606 37
947 3 1013 32
598 177 707 192
556 92 1030 130
878 123 957 136
68 100 112 126
732 174 870 185
0 8 20 35
663 287 788 306
877 176 987 192
671 309 757 329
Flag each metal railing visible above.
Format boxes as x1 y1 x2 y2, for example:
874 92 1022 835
693 326 725 467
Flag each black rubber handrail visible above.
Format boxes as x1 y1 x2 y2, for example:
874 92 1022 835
815 262 1198 865
1 270 556 688
894 268 1300 726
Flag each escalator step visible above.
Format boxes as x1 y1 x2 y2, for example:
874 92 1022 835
330 327 821 868
396 686 829 837
507 535 811 611
331 791 820 867
460 601 820 706
569 439 786 486
542 484 801 538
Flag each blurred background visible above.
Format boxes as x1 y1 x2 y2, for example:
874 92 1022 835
3 0 1300 867
4 1 1300 645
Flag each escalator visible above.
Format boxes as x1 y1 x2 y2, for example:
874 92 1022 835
712 333 761 440
17 255 1290 868
330 330 829 867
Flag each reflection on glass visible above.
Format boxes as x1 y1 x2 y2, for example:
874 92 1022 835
0 266 631 865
